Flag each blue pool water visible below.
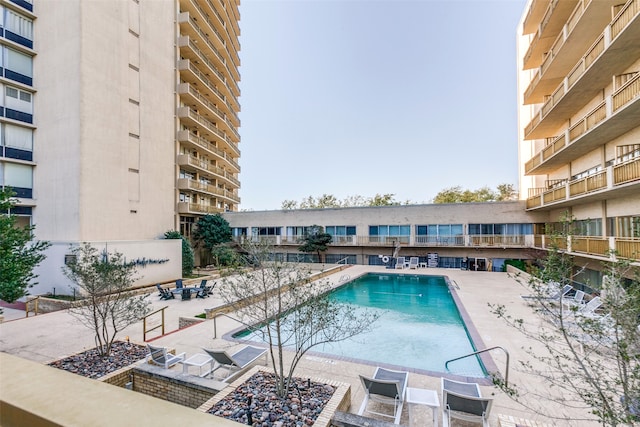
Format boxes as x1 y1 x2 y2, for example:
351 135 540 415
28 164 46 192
236 273 486 377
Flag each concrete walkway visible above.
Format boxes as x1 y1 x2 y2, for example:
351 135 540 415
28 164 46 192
0 266 596 426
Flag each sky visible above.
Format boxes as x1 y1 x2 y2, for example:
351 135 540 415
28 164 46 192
237 0 528 211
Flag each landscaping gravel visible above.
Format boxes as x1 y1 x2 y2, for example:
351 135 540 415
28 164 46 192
48 341 148 379
208 371 335 427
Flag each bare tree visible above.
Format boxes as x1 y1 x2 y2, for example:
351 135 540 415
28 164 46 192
490 225 640 426
63 243 151 356
220 241 380 398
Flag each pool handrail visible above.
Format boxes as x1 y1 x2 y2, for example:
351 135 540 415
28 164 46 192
445 346 510 387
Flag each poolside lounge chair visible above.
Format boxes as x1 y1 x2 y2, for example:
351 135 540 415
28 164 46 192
358 367 409 424
156 284 175 300
521 284 572 301
203 345 268 382
442 378 492 427
395 257 406 269
146 344 185 369
408 257 419 269
574 296 603 318
561 289 585 310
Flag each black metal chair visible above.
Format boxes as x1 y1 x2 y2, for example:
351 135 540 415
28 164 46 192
156 284 175 300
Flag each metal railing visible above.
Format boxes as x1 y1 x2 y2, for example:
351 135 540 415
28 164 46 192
212 312 257 339
445 346 510 386
142 306 168 341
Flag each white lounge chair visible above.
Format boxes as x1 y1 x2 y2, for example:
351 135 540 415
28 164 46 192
521 284 573 301
146 344 185 369
395 257 406 269
358 367 409 424
561 289 585 310
441 378 492 427
203 345 268 382
408 257 419 269
575 296 603 318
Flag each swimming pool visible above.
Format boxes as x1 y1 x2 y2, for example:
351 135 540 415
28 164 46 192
234 273 486 377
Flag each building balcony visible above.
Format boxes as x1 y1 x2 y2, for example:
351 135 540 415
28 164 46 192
522 0 578 70
533 235 640 262
526 156 640 210
524 0 612 104
176 154 240 187
523 0 553 35
176 178 240 204
177 202 223 215
177 82 240 143
176 129 239 172
178 0 241 72
524 73 640 174
524 0 640 139
176 106 239 155
177 13 240 98
177 40 240 115
237 234 533 248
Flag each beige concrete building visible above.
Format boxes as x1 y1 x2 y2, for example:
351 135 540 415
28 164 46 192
223 201 551 272
517 0 640 285
0 0 241 295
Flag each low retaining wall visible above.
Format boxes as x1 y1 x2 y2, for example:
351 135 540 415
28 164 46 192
132 363 225 409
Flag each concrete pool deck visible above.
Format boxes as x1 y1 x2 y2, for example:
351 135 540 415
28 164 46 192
0 265 595 426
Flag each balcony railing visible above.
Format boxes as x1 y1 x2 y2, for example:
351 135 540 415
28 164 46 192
524 0 640 138
177 202 223 215
533 235 639 261
613 156 640 185
177 154 240 187
524 74 640 175
177 178 240 203
526 162 640 209
177 83 241 143
176 129 240 171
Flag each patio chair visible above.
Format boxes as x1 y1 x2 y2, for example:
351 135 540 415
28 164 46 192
203 345 268 382
358 367 409 424
195 280 215 298
395 257 406 269
521 284 572 301
575 296 603 318
156 284 175 300
561 289 585 310
408 257 419 269
175 279 184 289
441 378 492 427
146 344 185 369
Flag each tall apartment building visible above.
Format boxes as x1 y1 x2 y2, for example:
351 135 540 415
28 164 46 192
0 0 241 295
517 0 640 283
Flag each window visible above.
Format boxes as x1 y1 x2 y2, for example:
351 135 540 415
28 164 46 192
3 47 32 85
3 123 32 150
2 162 32 197
326 226 356 236
4 9 33 44
4 85 33 121
571 165 602 181
574 219 602 237
252 227 281 236
179 216 195 237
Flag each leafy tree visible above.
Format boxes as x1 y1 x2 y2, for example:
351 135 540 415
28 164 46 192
490 218 640 426
368 193 398 206
164 230 194 277
192 214 232 251
210 244 239 267
219 241 380 398
432 183 517 203
298 225 332 263
496 183 518 201
0 188 50 304
281 193 403 209
63 243 151 356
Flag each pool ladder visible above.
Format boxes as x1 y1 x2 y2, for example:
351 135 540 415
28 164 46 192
444 346 510 387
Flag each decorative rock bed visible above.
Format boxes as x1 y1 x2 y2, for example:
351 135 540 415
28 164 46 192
201 366 351 427
48 341 148 379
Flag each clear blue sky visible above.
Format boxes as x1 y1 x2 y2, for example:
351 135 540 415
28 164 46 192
237 0 527 211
